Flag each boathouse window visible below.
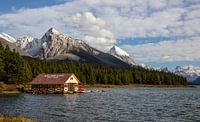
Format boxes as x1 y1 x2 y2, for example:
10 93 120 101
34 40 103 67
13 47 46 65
70 77 73 80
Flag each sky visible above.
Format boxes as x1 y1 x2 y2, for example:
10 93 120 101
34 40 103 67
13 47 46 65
0 0 200 69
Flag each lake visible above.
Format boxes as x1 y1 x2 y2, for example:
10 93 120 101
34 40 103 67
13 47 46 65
0 87 200 122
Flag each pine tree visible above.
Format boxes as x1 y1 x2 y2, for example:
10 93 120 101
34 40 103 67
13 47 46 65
3 46 32 84
0 44 5 80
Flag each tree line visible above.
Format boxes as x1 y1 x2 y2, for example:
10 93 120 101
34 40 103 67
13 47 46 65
0 44 32 84
0 44 187 85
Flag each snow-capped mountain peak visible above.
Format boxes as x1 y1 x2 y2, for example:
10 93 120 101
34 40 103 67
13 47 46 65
0 28 134 67
108 45 135 66
174 65 200 82
0 32 16 43
109 45 129 56
46 28 60 35
175 65 200 74
16 35 41 56
29 28 96 59
16 36 35 49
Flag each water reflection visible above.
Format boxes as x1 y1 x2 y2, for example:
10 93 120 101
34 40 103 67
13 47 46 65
0 87 200 121
64 94 78 104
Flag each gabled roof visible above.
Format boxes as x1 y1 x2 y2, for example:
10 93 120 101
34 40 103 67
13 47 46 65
30 73 74 84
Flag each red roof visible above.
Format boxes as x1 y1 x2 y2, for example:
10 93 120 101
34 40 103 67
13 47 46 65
30 73 73 84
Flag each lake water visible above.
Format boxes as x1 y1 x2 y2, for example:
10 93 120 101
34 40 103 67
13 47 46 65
0 87 200 122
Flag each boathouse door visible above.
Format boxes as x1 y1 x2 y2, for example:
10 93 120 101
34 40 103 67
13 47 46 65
68 83 75 92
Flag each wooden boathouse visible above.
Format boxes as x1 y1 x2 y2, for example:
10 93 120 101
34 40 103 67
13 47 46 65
24 73 81 94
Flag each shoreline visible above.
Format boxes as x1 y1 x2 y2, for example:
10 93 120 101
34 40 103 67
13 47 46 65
83 84 189 88
0 91 21 95
0 82 22 95
0 83 192 95
0 115 34 122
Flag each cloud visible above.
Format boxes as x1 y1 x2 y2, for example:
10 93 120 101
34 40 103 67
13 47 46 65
71 12 105 29
0 5 67 37
0 0 199 38
120 36 200 63
67 12 115 50
84 36 116 51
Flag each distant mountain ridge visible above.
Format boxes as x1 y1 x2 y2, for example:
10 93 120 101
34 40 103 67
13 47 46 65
1 28 135 67
152 65 200 84
0 37 31 57
174 65 200 84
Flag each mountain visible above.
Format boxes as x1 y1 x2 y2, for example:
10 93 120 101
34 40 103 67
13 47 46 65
0 35 31 57
108 45 135 66
16 36 35 49
193 76 200 84
174 65 200 83
16 28 131 67
0 32 16 43
16 36 41 56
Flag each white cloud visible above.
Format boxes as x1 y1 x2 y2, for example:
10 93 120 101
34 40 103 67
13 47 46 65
84 36 116 51
71 12 105 28
121 37 200 63
67 12 115 50
0 0 199 38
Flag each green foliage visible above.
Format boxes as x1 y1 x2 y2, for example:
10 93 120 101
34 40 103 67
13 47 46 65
0 43 187 85
0 45 5 79
0 44 32 84
27 60 187 86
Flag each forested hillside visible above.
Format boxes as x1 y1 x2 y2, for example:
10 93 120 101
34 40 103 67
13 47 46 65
0 44 187 85
28 60 187 85
0 44 32 84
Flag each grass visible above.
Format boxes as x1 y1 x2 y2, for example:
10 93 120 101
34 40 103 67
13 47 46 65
0 82 20 91
0 82 19 91
83 84 187 88
0 115 35 122
0 82 22 95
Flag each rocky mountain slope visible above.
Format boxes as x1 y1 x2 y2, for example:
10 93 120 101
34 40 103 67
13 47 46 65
0 32 16 43
15 28 132 67
174 65 200 83
108 45 135 66
0 35 31 57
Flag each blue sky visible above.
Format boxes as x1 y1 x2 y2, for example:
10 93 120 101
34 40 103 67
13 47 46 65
0 0 65 14
0 0 200 69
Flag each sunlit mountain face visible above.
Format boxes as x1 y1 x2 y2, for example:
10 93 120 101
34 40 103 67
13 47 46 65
1 28 133 67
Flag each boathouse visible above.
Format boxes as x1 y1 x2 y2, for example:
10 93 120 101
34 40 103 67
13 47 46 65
25 73 81 94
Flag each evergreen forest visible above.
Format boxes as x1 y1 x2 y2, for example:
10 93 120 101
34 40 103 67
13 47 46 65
0 44 187 85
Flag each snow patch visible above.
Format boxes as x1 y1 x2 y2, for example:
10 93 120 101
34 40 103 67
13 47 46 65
0 32 16 43
16 36 35 49
109 45 129 56
47 28 60 35
174 65 200 82
108 45 135 65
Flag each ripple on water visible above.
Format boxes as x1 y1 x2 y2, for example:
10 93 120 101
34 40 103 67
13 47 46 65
0 87 200 121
